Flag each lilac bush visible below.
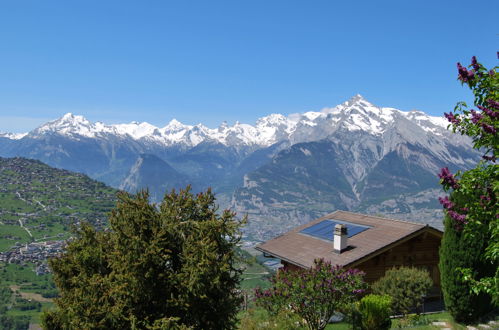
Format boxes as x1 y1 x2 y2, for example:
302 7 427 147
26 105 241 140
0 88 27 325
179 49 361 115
439 55 498 305
255 259 366 330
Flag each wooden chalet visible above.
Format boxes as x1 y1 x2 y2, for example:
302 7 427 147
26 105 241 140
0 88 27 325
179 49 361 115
256 210 443 287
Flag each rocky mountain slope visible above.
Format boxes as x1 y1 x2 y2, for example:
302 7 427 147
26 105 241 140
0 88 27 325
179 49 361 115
120 154 190 202
0 96 479 239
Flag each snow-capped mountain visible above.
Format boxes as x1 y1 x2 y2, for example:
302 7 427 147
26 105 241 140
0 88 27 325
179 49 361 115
5 94 463 149
0 95 478 240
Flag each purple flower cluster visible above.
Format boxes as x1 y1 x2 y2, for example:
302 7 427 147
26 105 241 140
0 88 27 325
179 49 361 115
438 196 454 209
438 195 468 230
480 195 492 209
477 104 499 119
481 123 496 134
457 62 475 82
480 194 491 202
438 167 459 189
444 112 460 125
448 210 467 229
488 98 499 110
254 288 272 298
471 56 480 72
470 110 483 124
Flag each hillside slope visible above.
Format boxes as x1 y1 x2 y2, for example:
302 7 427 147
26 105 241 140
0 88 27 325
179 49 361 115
0 157 118 253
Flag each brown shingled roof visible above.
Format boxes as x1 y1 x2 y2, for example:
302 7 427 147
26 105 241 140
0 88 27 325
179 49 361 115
255 210 442 269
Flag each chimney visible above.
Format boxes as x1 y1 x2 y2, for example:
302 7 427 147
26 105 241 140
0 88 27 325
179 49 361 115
334 224 348 253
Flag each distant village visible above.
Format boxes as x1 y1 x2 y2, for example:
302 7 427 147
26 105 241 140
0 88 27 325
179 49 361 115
0 239 66 275
0 157 117 276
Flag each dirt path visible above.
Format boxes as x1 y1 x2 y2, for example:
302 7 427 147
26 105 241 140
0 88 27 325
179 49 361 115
18 219 33 237
9 285 53 303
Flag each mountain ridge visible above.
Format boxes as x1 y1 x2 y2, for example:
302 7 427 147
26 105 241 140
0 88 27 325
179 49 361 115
0 95 460 149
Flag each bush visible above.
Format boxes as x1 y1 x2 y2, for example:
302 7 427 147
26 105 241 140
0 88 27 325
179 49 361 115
357 294 392 330
255 259 366 330
372 266 432 316
41 289 59 298
16 298 41 311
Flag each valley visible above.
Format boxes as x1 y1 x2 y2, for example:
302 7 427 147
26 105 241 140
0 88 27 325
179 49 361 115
0 96 479 241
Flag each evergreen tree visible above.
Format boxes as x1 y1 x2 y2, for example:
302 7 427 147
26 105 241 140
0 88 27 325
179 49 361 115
42 187 244 329
439 214 493 323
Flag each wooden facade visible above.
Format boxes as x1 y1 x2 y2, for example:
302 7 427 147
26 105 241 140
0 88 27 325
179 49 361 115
351 231 442 286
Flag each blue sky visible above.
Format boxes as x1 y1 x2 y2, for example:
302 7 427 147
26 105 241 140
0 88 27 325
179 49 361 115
0 0 497 133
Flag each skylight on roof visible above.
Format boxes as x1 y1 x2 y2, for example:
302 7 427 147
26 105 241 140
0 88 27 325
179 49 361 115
300 219 371 241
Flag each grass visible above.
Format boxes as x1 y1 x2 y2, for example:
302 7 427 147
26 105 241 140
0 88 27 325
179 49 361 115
0 263 56 324
0 263 52 285
30 221 68 240
237 310 485 329
0 194 37 213
5 302 54 324
324 322 351 329
238 249 273 291
240 277 271 290
0 224 31 252
324 312 472 329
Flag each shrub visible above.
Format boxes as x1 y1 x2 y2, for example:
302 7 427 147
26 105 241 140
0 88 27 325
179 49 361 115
255 259 366 330
372 266 432 316
357 294 392 330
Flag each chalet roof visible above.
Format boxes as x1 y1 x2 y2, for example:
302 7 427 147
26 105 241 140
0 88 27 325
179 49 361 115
255 210 443 269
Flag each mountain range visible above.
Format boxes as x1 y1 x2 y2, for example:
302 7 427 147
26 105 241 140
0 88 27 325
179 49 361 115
0 95 479 240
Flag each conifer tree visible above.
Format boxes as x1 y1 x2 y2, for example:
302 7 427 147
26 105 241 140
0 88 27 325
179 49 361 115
42 187 244 329
439 214 493 323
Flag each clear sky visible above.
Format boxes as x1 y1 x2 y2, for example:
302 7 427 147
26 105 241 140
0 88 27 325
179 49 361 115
0 0 497 133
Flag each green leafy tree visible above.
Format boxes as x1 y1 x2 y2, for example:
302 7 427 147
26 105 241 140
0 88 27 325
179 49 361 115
438 55 498 308
372 266 432 316
42 187 244 329
255 259 366 330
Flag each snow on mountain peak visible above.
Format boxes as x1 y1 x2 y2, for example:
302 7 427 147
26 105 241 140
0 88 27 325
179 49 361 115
8 96 452 147
349 93 366 103
31 112 96 138
113 121 159 139
0 132 28 140
164 119 188 129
